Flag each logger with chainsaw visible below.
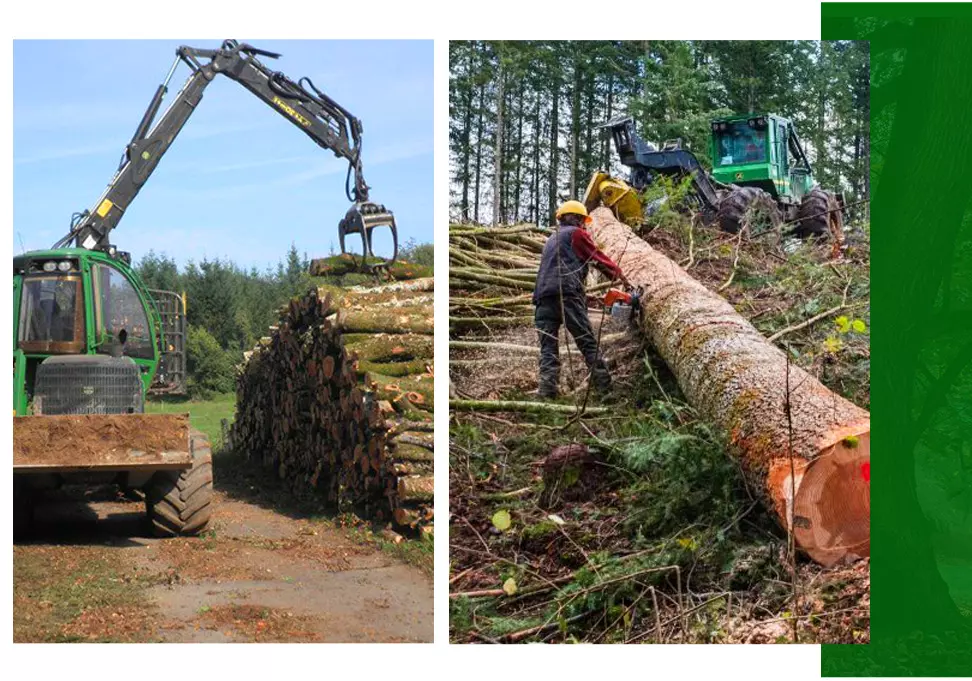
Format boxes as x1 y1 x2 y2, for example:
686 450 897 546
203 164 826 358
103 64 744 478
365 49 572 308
532 201 627 399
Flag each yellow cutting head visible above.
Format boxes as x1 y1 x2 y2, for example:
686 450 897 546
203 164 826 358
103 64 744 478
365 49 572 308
583 171 644 227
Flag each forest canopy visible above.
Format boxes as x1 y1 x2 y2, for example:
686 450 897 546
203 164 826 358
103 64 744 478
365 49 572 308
449 40 869 226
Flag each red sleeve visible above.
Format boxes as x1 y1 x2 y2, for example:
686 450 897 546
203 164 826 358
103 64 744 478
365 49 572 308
571 228 623 279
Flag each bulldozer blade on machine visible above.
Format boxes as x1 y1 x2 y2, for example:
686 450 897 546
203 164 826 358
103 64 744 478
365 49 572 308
338 201 399 267
13 413 191 474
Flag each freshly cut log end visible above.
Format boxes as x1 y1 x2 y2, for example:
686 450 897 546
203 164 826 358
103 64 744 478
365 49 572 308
234 281 433 531
790 428 870 567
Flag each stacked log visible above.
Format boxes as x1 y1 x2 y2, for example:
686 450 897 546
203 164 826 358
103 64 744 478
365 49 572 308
309 253 433 281
233 277 434 530
449 224 544 330
587 207 869 566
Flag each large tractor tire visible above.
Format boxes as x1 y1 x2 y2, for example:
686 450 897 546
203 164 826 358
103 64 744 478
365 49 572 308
716 186 782 235
796 187 843 239
145 429 213 537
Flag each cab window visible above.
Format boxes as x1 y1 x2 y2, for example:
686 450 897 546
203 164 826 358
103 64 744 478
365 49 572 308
715 121 767 166
92 264 154 359
18 276 85 353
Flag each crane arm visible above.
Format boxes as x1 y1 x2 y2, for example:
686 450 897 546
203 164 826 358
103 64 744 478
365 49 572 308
55 40 395 264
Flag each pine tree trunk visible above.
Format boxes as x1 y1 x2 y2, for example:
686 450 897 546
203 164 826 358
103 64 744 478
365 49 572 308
604 72 614 168
569 54 581 198
460 46 474 221
532 95 542 224
513 82 524 222
816 42 828 184
493 49 504 226
548 71 560 225
583 65 595 182
589 207 870 566
473 77 485 223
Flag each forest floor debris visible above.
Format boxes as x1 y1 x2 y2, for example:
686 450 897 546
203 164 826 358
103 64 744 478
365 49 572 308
448 210 870 643
14 450 432 643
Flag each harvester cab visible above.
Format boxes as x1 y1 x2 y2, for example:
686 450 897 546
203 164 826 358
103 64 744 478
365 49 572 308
13 247 209 538
586 114 845 240
14 249 170 414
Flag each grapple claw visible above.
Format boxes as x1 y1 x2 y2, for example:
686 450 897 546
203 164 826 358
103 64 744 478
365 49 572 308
338 201 398 266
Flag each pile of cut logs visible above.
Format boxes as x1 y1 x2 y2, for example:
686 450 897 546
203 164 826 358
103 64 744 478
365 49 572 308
233 276 434 530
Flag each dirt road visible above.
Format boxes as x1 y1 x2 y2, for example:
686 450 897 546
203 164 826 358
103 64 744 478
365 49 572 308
13 455 433 643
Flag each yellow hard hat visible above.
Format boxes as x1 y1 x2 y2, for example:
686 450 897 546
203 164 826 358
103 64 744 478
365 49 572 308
555 200 592 224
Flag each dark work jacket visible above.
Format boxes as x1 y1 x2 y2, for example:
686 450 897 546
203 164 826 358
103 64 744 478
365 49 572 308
533 224 587 305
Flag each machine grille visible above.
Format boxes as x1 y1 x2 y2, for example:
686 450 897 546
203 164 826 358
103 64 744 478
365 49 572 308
34 356 144 415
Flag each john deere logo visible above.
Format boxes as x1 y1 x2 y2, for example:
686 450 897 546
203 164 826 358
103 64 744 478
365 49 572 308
735 172 744 181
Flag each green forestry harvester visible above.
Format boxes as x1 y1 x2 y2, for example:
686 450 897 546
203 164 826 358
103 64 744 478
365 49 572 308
13 39 398 537
585 114 845 239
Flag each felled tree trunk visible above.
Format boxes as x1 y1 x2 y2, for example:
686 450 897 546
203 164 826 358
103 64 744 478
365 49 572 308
589 207 870 566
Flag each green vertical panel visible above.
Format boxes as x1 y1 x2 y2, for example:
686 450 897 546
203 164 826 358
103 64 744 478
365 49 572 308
821 2 972 676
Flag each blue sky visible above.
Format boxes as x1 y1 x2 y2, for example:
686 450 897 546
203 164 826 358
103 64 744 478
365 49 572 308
13 39 433 269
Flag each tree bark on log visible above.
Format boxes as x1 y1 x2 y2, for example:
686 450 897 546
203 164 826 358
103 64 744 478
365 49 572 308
234 282 433 531
588 207 870 566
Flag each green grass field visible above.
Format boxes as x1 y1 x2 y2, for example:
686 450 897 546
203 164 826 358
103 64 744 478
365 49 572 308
146 393 235 445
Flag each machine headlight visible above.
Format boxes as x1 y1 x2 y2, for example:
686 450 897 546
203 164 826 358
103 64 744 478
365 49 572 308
57 261 72 272
42 261 56 272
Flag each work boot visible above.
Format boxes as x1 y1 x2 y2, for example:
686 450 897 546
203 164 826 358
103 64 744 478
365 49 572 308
537 380 559 399
591 364 613 395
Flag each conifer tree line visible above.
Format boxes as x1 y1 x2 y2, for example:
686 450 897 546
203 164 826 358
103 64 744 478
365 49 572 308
449 40 870 225
135 239 433 397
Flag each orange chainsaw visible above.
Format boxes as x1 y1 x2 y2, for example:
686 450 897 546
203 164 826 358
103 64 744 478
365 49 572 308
602 288 641 325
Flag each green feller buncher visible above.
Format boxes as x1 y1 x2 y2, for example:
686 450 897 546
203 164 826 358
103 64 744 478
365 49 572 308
13 40 399 537
585 114 845 240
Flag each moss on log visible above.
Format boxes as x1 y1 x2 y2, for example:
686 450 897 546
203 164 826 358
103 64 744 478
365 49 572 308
344 333 434 363
309 254 433 280
588 207 869 566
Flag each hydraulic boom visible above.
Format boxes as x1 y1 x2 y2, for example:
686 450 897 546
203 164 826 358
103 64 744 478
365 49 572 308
53 39 397 266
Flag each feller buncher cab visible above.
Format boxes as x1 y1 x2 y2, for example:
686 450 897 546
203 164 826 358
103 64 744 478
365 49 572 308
710 113 813 204
585 115 845 239
14 39 396 537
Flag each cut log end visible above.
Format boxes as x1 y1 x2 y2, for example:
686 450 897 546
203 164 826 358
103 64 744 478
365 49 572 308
794 429 870 567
